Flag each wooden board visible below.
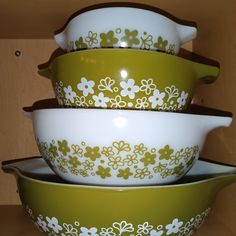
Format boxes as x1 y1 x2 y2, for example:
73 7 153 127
0 39 56 204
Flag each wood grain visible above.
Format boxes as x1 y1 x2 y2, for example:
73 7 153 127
0 39 56 204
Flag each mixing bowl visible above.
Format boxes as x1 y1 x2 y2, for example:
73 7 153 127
2 157 236 236
54 4 197 54
38 49 219 111
25 106 232 185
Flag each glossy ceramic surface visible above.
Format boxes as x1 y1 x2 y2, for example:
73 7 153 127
2 157 236 236
38 49 219 111
28 108 232 185
54 6 197 54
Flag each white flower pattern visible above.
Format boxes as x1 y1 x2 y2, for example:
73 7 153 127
140 78 156 95
98 77 115 92
63 223 78 236
37 217 49 232
75 96 88 107
64 85 77 103
25 205 210 236
109 95 127 108
165 85 179 101
120 79 139 99
177 91 189 108
92 92 110 108
77 77 95 96
54 77 189 110
135 97 149 109
137 221 153 234
80 227 99 236
165 218 183 235
46 216 63 233
100 227 116 236
149 89 165 108
112 221 134 235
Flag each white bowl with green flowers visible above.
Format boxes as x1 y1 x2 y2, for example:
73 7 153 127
54 5 197 54
27 106 232 186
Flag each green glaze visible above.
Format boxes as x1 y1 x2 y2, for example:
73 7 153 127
38 139 199 182
2 158 236 236
38 49 219 111
67 29 174 53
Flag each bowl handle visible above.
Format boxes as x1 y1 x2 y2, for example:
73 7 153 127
177 24 197 44
23 111 32 119
38 67 51 79
193 62 220 84
54 31 67 50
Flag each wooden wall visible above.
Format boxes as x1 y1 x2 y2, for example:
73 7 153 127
0 40 56 203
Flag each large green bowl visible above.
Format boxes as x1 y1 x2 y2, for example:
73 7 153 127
2 157 236 236
38 49 219 111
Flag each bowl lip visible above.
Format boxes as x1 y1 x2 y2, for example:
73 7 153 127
30 106 233 120
2 157 236 190
54 2 197 36
46 48 181 65
38 48 220 71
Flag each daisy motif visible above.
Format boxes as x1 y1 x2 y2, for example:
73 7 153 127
63 85 77 103
80 227 99 236
46 216 62 233
92 92 110 107
37 217 49 232
165 218 183 235
148 89 165 108
77 77 95 96
177 91 189 108
120 79 139 99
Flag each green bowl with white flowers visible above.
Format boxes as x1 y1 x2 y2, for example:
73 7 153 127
2 157 236 236
38 49 219 111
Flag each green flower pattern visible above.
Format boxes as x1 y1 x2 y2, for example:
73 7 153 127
154 36 168 52
24 204 211 236
100 30 119 47
68 28 175 54
74 37 88 50
38 139 200 181
120 29 140 47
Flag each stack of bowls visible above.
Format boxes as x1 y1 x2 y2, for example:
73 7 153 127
21 3 234 236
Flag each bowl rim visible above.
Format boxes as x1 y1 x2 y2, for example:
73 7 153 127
54 2 197 35
30 105 233 120
37 48 220 72
2 157 236 190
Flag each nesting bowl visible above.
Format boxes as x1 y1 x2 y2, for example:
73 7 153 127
2 157 236 236
38 49 219 111
27 106 232 185
54 5 197 54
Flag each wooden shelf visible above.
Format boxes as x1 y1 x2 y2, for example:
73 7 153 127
0 0 234 39
0 205 235 236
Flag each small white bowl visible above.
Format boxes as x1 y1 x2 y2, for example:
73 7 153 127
54 5 197 54
28 107 232 186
